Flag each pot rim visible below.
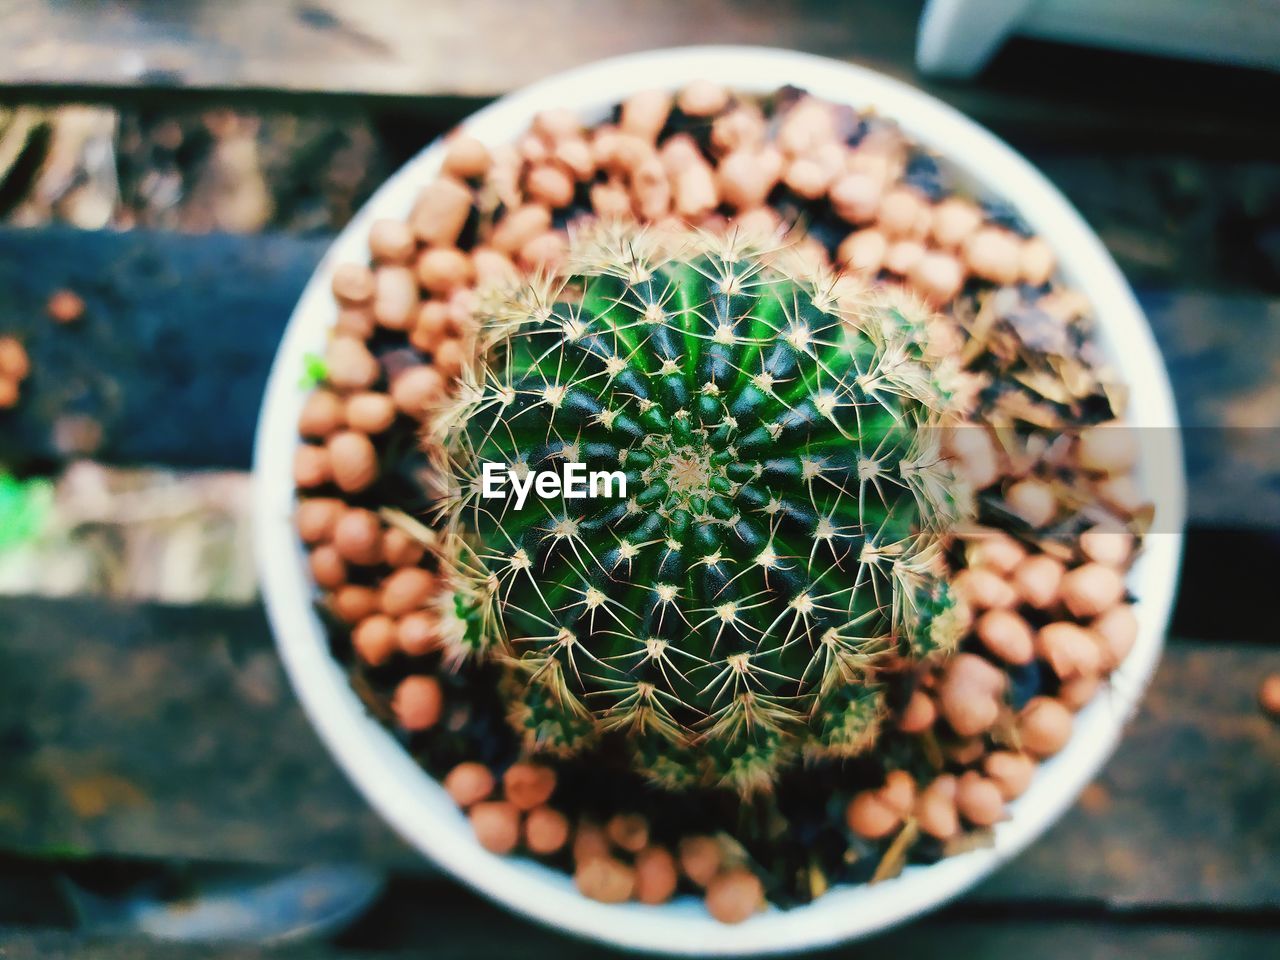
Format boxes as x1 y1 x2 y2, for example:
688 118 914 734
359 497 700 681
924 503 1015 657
252 45 1186 955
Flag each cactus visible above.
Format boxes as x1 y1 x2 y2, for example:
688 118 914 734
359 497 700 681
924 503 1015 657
428 227 970 795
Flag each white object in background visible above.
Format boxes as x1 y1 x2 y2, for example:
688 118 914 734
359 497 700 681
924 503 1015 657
918 0 1280 77
254 46 1185 956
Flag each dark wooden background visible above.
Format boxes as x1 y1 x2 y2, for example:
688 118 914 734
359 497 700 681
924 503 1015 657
0 2 1278 958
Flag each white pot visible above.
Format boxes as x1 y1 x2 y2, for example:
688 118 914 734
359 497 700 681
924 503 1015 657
253 46 1186 956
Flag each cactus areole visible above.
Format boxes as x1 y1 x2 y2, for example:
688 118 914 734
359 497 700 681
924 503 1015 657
429 228 972 794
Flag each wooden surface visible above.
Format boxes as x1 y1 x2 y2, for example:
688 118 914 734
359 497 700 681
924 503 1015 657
3 915 1278 960
5 0 1280 157
1 596 1276 912
0 227 1277 529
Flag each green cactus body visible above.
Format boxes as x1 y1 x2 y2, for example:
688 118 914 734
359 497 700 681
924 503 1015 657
431 228 968 794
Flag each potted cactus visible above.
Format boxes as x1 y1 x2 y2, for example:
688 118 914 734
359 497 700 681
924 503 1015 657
254 48 1184 953
431 226 969 793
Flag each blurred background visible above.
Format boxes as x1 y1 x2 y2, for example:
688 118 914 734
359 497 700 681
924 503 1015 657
0 2 1277 958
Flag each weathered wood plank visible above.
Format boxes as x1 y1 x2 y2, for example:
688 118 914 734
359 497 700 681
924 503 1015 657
0 228 329 467
0 0 919 96
4 1 1280 156
2 915 1278 960
1 227 1276 528
0 596 1276 911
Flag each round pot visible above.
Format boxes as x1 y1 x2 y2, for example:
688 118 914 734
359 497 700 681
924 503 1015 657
253 46 1186 956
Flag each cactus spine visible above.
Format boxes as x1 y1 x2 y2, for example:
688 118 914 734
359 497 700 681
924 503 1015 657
429 227 969 795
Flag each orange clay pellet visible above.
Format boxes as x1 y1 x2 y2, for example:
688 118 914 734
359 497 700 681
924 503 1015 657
877 186 925 238
717 150 778 210
898 688 937 733
410 177 473 247
502 762 556 811
575 856 636 904
525 164 576 208
931 196 983 248
524 806 571 855
491 204 552 255
968 533 1025 574
1093 604 1138 669
631 155 671 220
331 263 375 304
325 337 380 391
705 869 763 925
308 544 346 590
634 847 679 905
678 835 722 887
415 247 474 295
1036 622 1102 681
327 430 378 493
1080 526 1134 567
293 444 331 489
432 337 466 382
442 136 492 180
1059 673 1101 711
519 232 569 272
1006 478 1057 528
380 566 435 618
964 226 1023 286
532 108 582 141
1019 696 1074 757
382 527 425 567
1020 236 1056 286
916 775 959 840
605 813 649 853
0 378 18 409
984 751 1036 801
471 246 520 286
620 89 672 142
836 228 886 274
678 79 729 117
392 675 442 731
1077 422 1138 474
830 172 882 224
0 337 30 380
975 609 1035 666
909 250 964 305
332 507 383 566
397 610 442 655
344 391 396 434
335 306 376 340
951 568 1018 611
880 771 916 818
572 821 611 865
47 289 86 323
368 218 416 264
674 162 719 218
298 389 345 439
332 584 380 624
1012 554 1065 610
1259 674 1280 719
846 789 900 840
956 772 1005 827
391 365 446 417
443 762 496 808
590 181 633 219
295 497 343 544
413 300 454 349
372 265 419 331
1060 562 1126 619
470 801 521 855
352 613 397 666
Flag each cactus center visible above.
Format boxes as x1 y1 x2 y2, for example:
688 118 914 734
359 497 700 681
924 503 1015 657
431 229 967 794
